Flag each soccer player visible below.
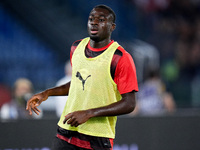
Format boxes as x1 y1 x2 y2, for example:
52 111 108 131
26 4 138 150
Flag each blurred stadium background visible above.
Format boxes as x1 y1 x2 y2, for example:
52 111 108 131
0 0 200 150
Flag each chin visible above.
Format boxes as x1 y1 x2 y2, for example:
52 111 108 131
89 35 101 42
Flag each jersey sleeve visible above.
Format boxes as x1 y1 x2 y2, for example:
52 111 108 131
114 51 139 94
70 45 75 65
70 40 82 65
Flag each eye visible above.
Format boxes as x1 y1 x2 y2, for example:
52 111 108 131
99 19 105 22
88 17 94 21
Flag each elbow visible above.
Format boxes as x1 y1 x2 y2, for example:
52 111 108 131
124 99 136 114
127 101 136 113
121 91 136 114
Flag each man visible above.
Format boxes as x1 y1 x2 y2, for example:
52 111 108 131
26 4 138 150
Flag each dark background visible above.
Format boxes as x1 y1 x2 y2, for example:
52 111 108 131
0 0 200 109
1 1 200 150
1 115 200 150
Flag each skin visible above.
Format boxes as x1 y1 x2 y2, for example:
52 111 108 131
26 7 136 127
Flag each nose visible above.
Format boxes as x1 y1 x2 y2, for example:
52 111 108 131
91 18 98 25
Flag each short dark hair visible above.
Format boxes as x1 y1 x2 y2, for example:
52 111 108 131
93 4 116 23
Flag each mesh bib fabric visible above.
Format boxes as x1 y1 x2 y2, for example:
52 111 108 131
58 37 122 138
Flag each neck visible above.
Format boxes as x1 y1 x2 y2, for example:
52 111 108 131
89 38 111 48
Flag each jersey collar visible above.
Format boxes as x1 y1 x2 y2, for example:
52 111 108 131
87 40 114 51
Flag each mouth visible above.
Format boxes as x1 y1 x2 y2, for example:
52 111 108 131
90 28 98 35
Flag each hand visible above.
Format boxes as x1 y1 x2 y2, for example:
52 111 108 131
26 92 48 115
63 110 92 127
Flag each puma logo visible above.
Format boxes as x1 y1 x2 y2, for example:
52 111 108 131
76 71 91 90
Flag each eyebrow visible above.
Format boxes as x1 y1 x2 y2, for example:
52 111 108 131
89 14 106 18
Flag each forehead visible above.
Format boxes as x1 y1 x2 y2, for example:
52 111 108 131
89 7 111 18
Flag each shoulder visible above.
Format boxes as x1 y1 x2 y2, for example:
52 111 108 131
70 39 83 56
115 44 132 56
72 39 82 47
116 45 134 65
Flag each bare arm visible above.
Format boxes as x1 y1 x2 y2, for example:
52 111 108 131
63 91 136 127
45 82 71 96
89 91 136 117
26 81 71 115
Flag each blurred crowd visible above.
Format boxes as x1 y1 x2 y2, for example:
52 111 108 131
131 0 200 109
0 78 43 120
1 0 200 120
0 61 71 120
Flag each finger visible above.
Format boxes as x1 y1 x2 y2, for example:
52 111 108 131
35 100 42 107
74 122 79 127
32 107 40 115
63 113 72 124
28 102 38 115
67 117 75 125
26 101 31 110
32 107 41 115
34 107 41 113
68 118 78 127
71 120 80 127
26 104 29 110
28 104 33 115
26 97 36 110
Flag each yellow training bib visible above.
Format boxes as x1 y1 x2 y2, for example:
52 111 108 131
58 37 122 138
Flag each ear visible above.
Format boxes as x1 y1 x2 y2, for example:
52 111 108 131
111 23 116 32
